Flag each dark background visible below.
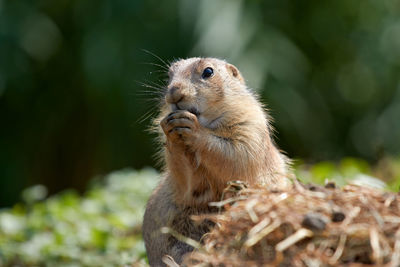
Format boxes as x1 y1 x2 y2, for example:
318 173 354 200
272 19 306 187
1 0 400 207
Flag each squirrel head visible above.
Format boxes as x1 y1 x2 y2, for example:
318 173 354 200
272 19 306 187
164 57 246 127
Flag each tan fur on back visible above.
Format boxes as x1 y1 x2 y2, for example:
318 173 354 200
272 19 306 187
143 58 290 266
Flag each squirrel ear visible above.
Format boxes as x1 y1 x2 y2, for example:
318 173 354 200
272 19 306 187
226 63 245 84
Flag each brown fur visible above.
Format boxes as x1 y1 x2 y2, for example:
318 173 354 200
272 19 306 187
143 58 290 266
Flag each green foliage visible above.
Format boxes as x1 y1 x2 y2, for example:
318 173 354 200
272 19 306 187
0 169 158 267
295 157 400 191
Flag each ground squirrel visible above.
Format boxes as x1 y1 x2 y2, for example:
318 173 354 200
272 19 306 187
143 57 290 266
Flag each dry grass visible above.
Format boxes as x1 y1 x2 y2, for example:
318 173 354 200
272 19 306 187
183 180 400 267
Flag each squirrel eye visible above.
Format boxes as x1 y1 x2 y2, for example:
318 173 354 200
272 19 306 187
201 67 214 79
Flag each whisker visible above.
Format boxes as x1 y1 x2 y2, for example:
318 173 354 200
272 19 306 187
146 79 166 90
134 92 164 98
139 62 169 71
135 81 164 91
136 104 160 123
134 89 163 94
141 49 170 68
148 69 167 74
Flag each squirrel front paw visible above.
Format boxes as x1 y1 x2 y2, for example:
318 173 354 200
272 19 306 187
161 110 200 143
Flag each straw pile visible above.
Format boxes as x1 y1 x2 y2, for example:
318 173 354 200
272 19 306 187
183 180 400 267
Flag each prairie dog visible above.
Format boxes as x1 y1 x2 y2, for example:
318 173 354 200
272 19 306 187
143 58 290 266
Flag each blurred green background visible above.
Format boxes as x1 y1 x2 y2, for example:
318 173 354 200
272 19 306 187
1 0 400 207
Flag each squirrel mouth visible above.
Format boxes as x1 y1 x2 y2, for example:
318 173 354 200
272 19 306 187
173 103 200 116
187 107 200 116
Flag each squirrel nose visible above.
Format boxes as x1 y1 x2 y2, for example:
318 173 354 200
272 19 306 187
166 85 184 104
